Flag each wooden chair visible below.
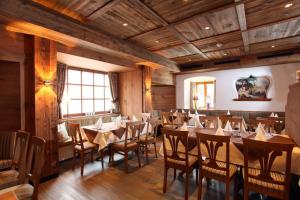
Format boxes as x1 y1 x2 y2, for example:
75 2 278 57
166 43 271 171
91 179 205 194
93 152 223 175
0 132 15 171
139 117 159 163
242 138 294 200
220 116 243 130
249 119 276 133
161 112 175 128
0 136 46 200
162 128 198 200
196 132 238 200
175 112 189 127
110 121 144 173
68 123 99 176
199 116 218 128
0 131 30 190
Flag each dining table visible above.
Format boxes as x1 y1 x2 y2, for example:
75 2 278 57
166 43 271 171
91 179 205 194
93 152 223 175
160 127 300 176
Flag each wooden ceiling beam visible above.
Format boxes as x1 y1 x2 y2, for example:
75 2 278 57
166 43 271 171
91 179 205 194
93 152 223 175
235 2 250 54
0 0 179 72
129 0 209 60
85 0 122 21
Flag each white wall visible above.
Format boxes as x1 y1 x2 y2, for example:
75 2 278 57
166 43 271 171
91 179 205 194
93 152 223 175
176 64 300 112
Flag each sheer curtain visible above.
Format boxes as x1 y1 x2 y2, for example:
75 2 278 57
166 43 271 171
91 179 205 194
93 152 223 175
57 63 67 119
108 72 120 113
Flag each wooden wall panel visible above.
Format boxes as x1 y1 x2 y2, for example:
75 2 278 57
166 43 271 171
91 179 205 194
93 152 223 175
152 68 175 85
0 61 21 134
151 85 176 111
119 70 143 118
142 66 152 113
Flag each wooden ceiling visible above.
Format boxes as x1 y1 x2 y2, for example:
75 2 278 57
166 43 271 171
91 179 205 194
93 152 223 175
25 0 300 69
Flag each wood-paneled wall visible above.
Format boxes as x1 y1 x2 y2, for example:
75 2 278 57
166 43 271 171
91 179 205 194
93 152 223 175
151 85 176 111
152 68 175 85
0 61 21 134
119 70 143 118
142 66 152 112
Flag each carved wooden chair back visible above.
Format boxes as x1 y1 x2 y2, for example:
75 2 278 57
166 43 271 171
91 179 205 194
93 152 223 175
26 136 46 200
161 112 175 128
162 128 189 166
243 138 293 199
124 121 145 146
144 117 159 140
196 132 231 178
199 116 218 128
220 116 243 130
68 123 84 150
176 112 188 126
12 130 30 171
251 118 276 133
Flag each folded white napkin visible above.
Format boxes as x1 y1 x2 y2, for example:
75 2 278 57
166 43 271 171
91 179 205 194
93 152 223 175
94 117 103 129
270 112 275 117
224 120 233 131
216 127 224 135
274 113 278 117
163 116 168 124
142 122 152 134
217 117 222 128
194 116 203 128
182 110 185 113
132 115 138 122
227 110 231 115
188 110 191 116
179 122 188 131
255 123 266 141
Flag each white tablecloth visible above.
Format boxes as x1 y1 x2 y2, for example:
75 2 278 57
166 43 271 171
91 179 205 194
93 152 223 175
159 128 300 176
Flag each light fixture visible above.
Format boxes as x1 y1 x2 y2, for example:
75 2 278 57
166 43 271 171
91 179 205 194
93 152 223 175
204 26 210 30
123 23 128 26
271 45 276 48
43 80 52 86
284 3 293 8
216 43 223 48
145 88 151 95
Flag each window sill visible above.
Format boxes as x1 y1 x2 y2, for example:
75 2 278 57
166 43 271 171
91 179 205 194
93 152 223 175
61 113 120 120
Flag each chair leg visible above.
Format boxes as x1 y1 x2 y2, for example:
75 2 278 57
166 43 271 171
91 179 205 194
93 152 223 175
72 150 76 170
163 167 168 193
145 144 149 163
234 175 238 200
136 148 141 168
124 151 128 173
185 171 189 200
90 150 94 162
243 188 248 200
225 181 230 200
198 175 202 200
80 151 84 176
100 149 104 169
153 142 158 158
195 168 199 185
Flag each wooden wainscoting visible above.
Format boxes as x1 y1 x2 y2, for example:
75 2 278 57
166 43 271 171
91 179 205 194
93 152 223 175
151 85 176 111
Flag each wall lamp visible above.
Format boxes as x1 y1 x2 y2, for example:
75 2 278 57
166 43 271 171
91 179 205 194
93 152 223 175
43 80 53 86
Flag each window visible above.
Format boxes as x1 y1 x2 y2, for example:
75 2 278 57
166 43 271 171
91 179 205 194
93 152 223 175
191 81 215 109
61 68 112 117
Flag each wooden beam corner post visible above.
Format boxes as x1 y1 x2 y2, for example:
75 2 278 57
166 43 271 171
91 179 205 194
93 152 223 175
142 65 153 113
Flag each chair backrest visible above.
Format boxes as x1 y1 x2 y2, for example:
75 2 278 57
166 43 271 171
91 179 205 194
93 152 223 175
175 112 188 126
25 136 46 200
141 113 151 122
242 138 293 193
12 131 30 170
161 112 175 128
0 132 16 161
68 123 84 149
220 116 243 130
196 132 231 178
124 121 144 146
144 117 159 139
249 119 276 133
162 128 189 166
199 116 218 128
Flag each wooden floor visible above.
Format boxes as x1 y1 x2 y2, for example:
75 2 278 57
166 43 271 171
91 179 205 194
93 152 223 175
39 148 262 200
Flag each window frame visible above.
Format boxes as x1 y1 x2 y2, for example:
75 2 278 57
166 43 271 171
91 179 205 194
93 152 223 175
191 81 216 109
62 66 111 118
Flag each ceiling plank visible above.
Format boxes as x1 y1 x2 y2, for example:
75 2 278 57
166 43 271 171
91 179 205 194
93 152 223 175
85 0 122 21
235 2 250 54
0 0 179 72
129 0 208 60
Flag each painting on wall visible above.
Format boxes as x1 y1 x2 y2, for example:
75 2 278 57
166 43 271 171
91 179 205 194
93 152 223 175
234 75 271 101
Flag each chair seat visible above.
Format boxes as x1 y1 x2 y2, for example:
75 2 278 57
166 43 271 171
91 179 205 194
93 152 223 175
111 140 139 151
245 168 285 192
0 170 19 190
74 141 97 151
0 160 12 171
0 184 33 200
166 153 198 167
139 135 155 143
202 160 237 178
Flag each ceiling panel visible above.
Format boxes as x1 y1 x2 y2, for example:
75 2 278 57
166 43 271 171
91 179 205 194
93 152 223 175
192 31 243 53
31 0 110 21
205 47 245 60
171 54 206 64
154 44 200 58
91 0 164 39
174 7 240 41
250 35 300 54
129 27 184 51
248 18 300 44
245 0 300 28
142 0 233 23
